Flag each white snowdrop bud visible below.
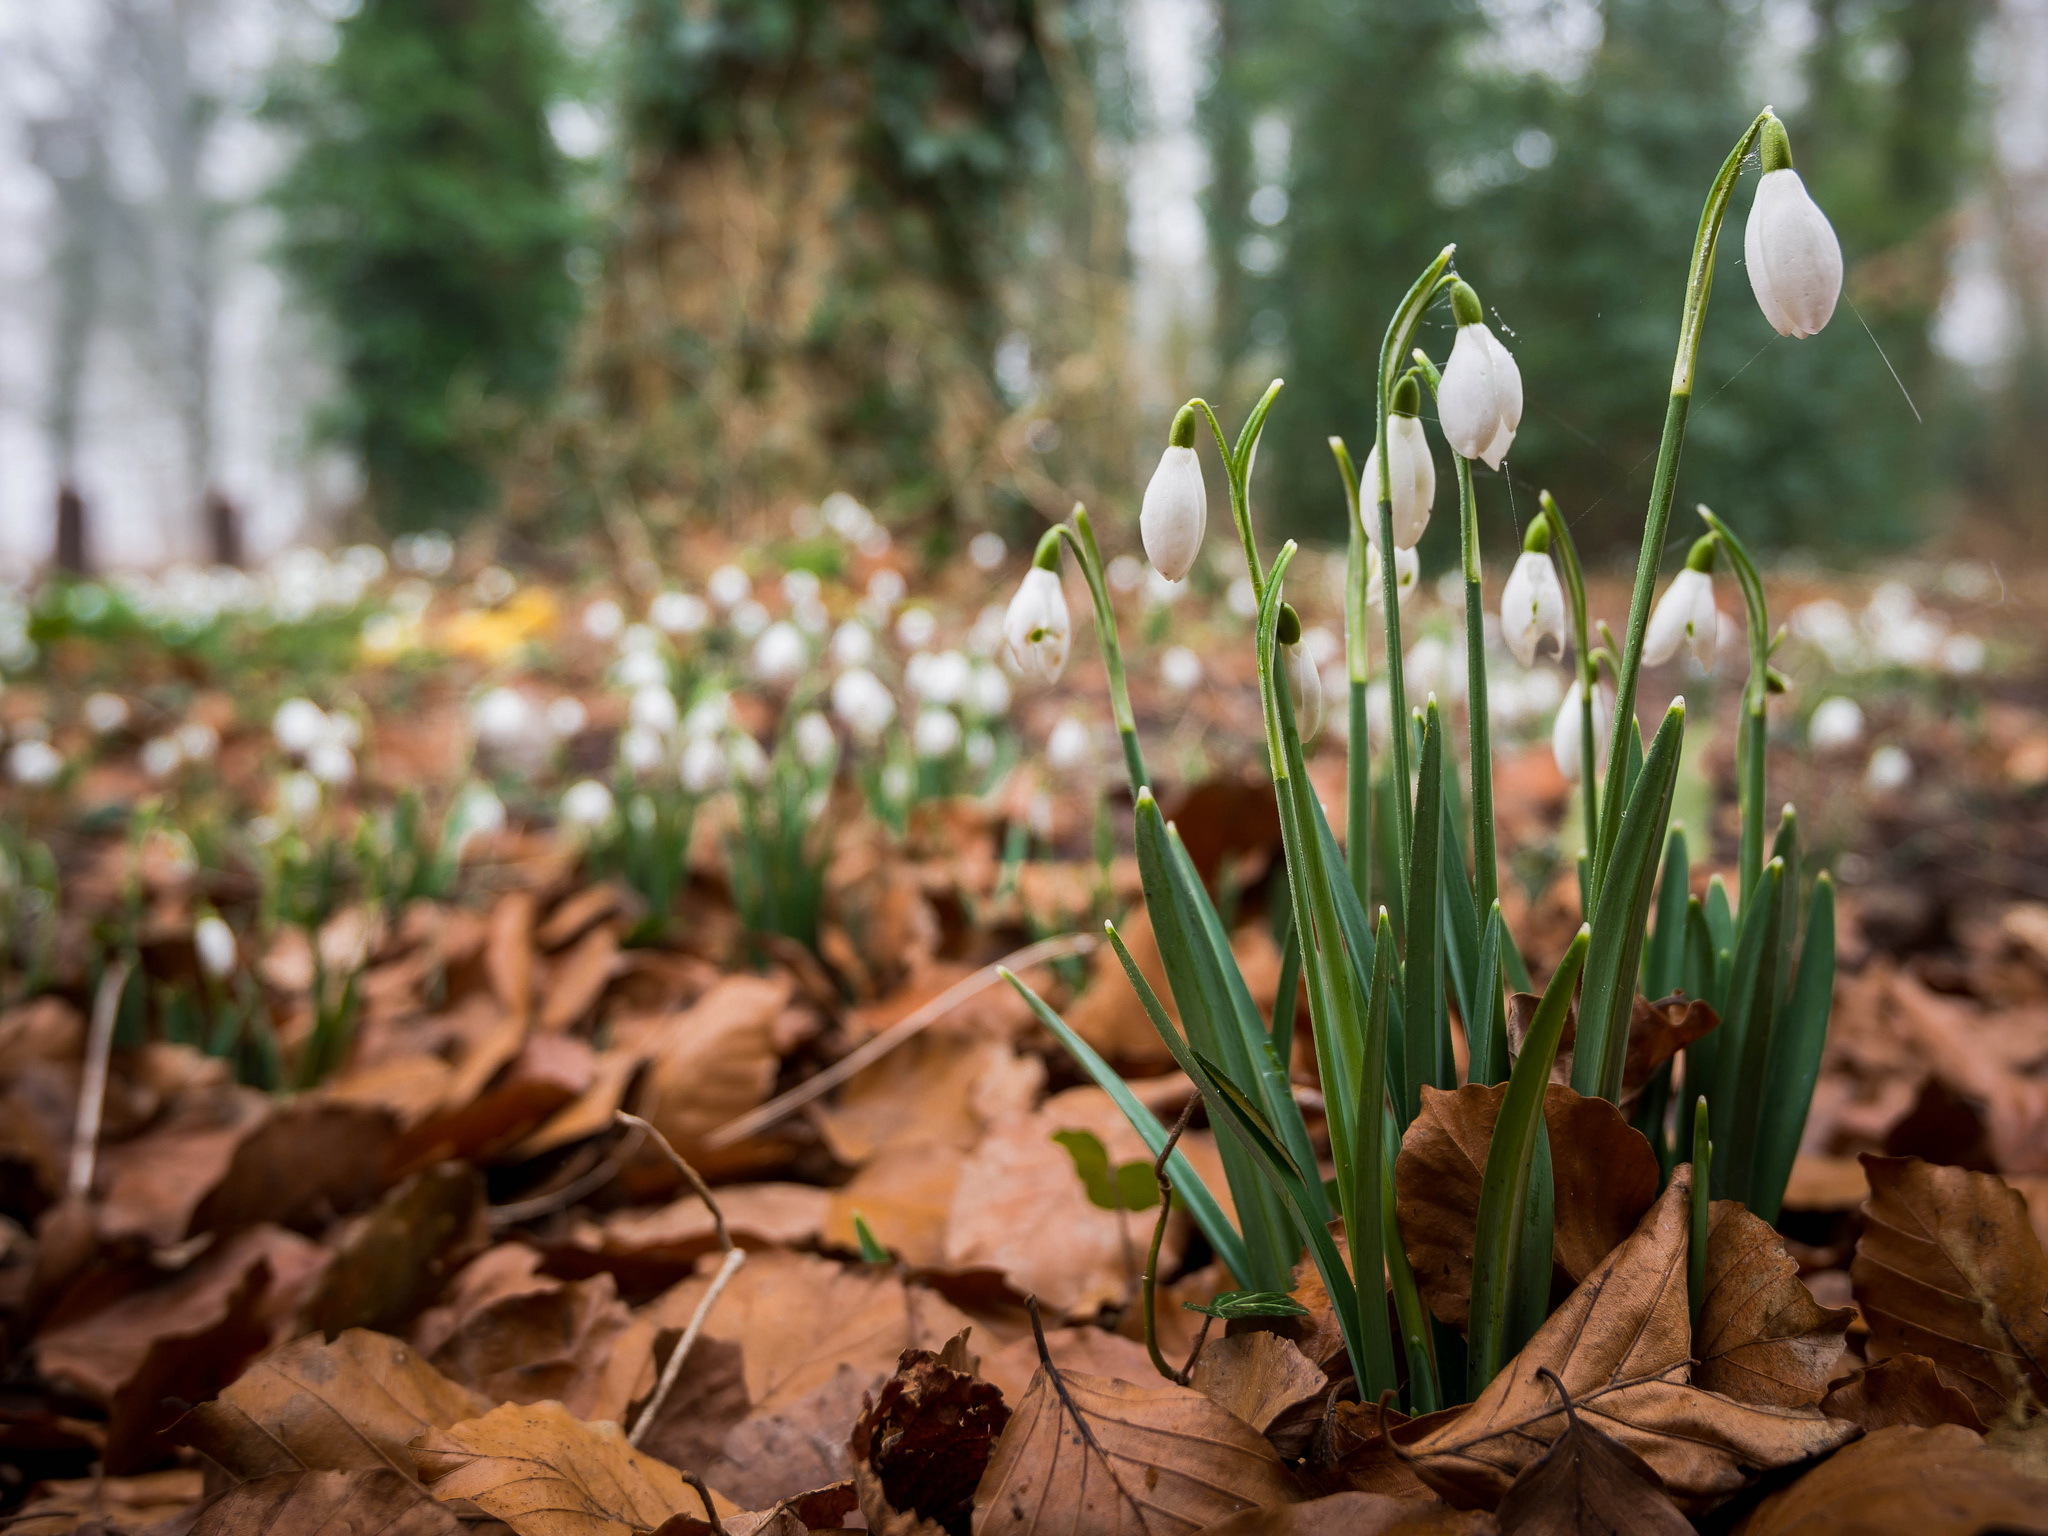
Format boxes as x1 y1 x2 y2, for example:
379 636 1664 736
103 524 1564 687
831 621 876 668
1436 280 1523 469
1285 643 1323 740
1046 716 1092 772
707 565 751 609
84 692 130 734
140 736 184 778
560 778 616 830
582 599 624 642
1364 543 1419 611
1140 406 1208 581
1359 376 1435 550
1500 543 1567 669
751 620 808 685
831 667 897 740
1744 118 1842 339
680 736 728 794
1865 744 1912 792
914 707 963 759
1003 546 1071 683
307 741 356 785
792 711 837 769
272 697 330 756
473 686 541 750
194 913 237 978
650 590 709 635
9 739 63 787
1642 538 1721 670
1551 678 1614 782
1807 696 1864 751
630 685 680 736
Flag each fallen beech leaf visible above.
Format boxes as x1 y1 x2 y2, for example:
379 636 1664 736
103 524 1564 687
973 1361 1300 1535
1406 1168 1856 1508
171 1327 487 1482
636 975 793 1161
190 1099 398 1237
823 1143 962 1268
652 1484 859 1536
1189 1332 1328 1439
629 1335 749 1483
428 1270 634 1419
1737 1424 2048 1535
7 1469 202 1535
1396 1084 1659 1329
93 1084 269 1246
1503 994 1714 1114
578 1182 830 1276
298 1162 487 1339
705 1363 875 1510
414 1399 725 1536
1193 1492 1495 1534
811 1028 1043 1166
1695 1200 1853 1408
538 884 626 950
1851 1153 2048 1423
1328 1401 1451 1499
189 1469 464 1536
1063 909 1188 1075
487 891 537 1025
515 1049 643 1159
1820 1355 1986 1433
539 922 621 1033
982 1326 1157 1405
412 1243 560 1356
1491 1392 1691 1535
852 1336 1011 1536
390 1033 593 1179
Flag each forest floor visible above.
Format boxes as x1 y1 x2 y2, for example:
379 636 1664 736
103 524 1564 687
3 523 2047 1534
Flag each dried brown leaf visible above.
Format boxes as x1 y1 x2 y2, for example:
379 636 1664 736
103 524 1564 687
1189 1332 1328 1438
1819 1355 1987 1434
1395 1084 1659 1329
1695 1200 1854 1408
973 1363 1300 1535
188 1469 465 1536
1406 1167 1856 1508
170 1327 488 1482
427 1269 634 1419
1737 1424 2048 1535
1851 1153 2048 1422
851 1336 1012 1536
1193 1492 1496 1534
705 1362 875 1510
981 1326 1158 1406
297 1162 487 1339
634 975 793 1164
1492 1402 1691 1535
390 1034 593 1180
628 1334 749 1481
486 891 537 1025
539 923 621 1033
7 1469 202 1535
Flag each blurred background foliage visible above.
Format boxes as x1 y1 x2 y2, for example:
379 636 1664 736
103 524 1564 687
10 0 2045 567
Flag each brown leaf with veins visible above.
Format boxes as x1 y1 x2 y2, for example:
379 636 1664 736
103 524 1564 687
1406 1166 1856 1509
427 1269 634 1420
1189 1332 1328 1442
7 1469 202 1535
851 1335 1011 1536
1503 994 1716 1115
628 1334 749 1481
298 1161 487 1339
1819 1355 1986 1434
704 1362 877 1510
1851 1153 2048 1423
982 1326 1158 1405
189 1469 465 1536
1737 1424 2048 1535
538 922 621 1033
486 890 537 1025
634 974 792 1161
1491 1392 1691 1535
973 1361 1300 1535
1396 1084 1659 1329
171 1327 487 1483
1193 1492 1496 1534
1694 1200 1854 1408
414 1399 734 1536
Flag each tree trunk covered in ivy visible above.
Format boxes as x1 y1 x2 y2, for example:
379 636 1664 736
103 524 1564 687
586 0 1088 536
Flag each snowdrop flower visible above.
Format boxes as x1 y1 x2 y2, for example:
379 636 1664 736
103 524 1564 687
832 667 896 740
707 565 751 609
1744 117 1842 339
867 568 907 609
752 620 808 685
1227 578 1259 618
175 722 218 762
680 736 728 794
1808 696 1865 751
1360 375 1435 549
560 778 616 830
1046 716 1092 772
831 621 876 668
726 733 770 787
273 697 331 756
909 649 972 707
969 531 1007 570
1941 633 1986 675
1107 555 1146 594
1003 545 1071 683
278 770 323 822
682 693 731 740
1865 744 1912 792
1500 533 1567 668
1642 537 1721 670
1160 645 1203 692
472 566 516 606
140 736 184 778
194 913 237 979
617 725 666 776
84 692 130 734
914 707 963 759
895 607 937 649
731 599 770 639
1436 280 1523 469
1285 643 1323 740
650 590 709 635
447 783 506 857
547 697 587 738
966 730 997 772
1551 678 1614 782
582 599 624 642
630 685 680 736
792 711 837 769
306 741 356 785
7 739 62 786
1364 543 1419 611
615 648 668 691
966 663 1012 718
1140 405 1208 581
473 686 542 751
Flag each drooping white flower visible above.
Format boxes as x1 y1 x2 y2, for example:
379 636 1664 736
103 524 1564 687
1500 549 1567 668
194 913 237 978
84 692 130 734
1160 645 1203 692
831 621 876 668
272 697 331 756
175 722 219 762
1360 382 1435 550
1436 281 1523 469
1551 677 1614 782
1285 643 1323 740
908 649 972 706
966 663 1012 719
582 599 625 641
277 769 323 822
1643 568 1720 670
1744 124 1842 339
7 739 62 786
1046 716 1092 772
617 725 666 776
707 565 751 609
306 741 356 785
1364 543 1419 611
1865 743 1912 791
680 736 728 794
792 711 837 769
614 648 668 691
473 686 542 751
560 778 616 829
751 620 807 685
831 667 897 740
546 697 587 738
1141 410 1208 580
650 590 709 635
726 733 770 786
1807 696 1864 751
914 707 963 759
140 736 184 778
630 684 680 736
1003 565 1071 683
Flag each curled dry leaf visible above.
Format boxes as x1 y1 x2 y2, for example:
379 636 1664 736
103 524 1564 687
1695 1200 1854 1408
1192 1491 1497 1534
627 1334 749 1483
1819 1355 1986 1433
1395 1083 1659 1329
6 1469 203 1536
1502 993 1716 1114
1188 1331 1328 1445
427 1269 634 1420
1490 1394 1691 1536
972 1363 1301 1535
298 1161 487 1339
538 922 622 1033
981 1326 1158 1406
851 1334 1012 1536
188 1469 466 1536
413 1398 731 1536
1851 1153 2048 1424
634 974 794 1162
1737 1424 2048 1536
703 1362 876 1510
1405 1167 1856 1508
170 1327 488 1482
391 1033 595 1180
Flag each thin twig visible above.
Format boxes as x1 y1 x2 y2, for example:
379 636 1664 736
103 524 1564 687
68 960 131 1199
624 1114 744 1447
1142 1097 1196 1383
680 1471 725 1535
487 1118 649 1227
704 932 1096 1150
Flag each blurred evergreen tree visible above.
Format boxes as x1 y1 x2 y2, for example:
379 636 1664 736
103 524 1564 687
1208 0 1985 558
269 0 581 533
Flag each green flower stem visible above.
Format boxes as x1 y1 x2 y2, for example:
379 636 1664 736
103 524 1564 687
1413 351 1498 916
1054 507 1148 793
1593 111 1774 890
1540 493 1600 900
1698 507 1774 907
1189 379 1285 610
1332 435 1373 913
1689 1099 1711 1331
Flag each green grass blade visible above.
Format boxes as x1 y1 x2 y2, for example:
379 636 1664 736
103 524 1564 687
1401 700 1449 1122
1466 904 1510 1087
1712 858 1785 1205
1645 825 1691 1000
1750 872 1835 1225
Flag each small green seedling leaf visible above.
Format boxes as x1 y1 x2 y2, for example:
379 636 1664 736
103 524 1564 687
1183 1290 1310 1320
1052 1128 1159 1212
851 1211 891 1264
